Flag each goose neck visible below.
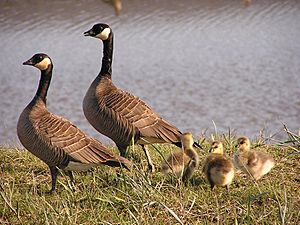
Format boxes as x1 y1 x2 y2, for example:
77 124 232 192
35 65 52 103
99 32 113 77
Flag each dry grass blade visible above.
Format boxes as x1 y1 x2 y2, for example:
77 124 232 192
160 202 183 225
127 208 139 225
0 183 21 223
0 187 17 215
283 124 299 144
274 186 288 225
187 196 196 214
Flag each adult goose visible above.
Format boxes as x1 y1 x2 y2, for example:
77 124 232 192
17 53 132 193
83 23 202 173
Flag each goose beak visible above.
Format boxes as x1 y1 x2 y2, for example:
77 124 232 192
193 141 204 150
23 59 34 66
84 29 94 37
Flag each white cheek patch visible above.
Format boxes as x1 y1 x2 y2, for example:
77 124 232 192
35 58 51 70
96 27 111 40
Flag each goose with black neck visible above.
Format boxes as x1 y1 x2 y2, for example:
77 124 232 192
83 23 203 174
17 53 132 193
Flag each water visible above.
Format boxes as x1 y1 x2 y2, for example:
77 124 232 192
1 0 299 146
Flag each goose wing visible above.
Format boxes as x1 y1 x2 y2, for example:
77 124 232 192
101 89 181 143
36 112 123 165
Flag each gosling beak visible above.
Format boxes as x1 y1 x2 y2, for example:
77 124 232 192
84 29 95 37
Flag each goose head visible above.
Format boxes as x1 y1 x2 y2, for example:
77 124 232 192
209 141 224 154
181 132 194 150
236 136 251 152
23 53 52 71
84 23 111 41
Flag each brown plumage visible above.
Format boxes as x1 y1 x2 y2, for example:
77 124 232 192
83 23 202 173
161 132 199 183
203 141 235 190
233 136 275 180
17 53 132 193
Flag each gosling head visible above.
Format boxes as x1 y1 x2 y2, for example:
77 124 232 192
181 132 194 150
23 53 52 71
84 23 112 41
237 136 251 152
209 141 224 154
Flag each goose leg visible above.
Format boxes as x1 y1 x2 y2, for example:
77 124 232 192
66 171 76 191
118 145 127 157
49 166 58 194
66 171 75 184
182 160 196 184
226 185 230 192
207 173 215 191
141 144 155 174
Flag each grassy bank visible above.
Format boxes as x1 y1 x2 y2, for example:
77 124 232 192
0 133 299 224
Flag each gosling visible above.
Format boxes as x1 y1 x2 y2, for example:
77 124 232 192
233 136 275 180
203 141 235 190
161 132 199 183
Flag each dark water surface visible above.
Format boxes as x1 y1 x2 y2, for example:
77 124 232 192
1 0 299 146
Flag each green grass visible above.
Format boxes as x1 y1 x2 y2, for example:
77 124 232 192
0 132 299 225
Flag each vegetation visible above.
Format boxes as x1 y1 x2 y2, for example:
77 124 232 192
0 130 299 225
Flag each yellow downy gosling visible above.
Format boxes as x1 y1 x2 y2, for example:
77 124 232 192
161 132 199 183
233 136 275 180
203 141 235 190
